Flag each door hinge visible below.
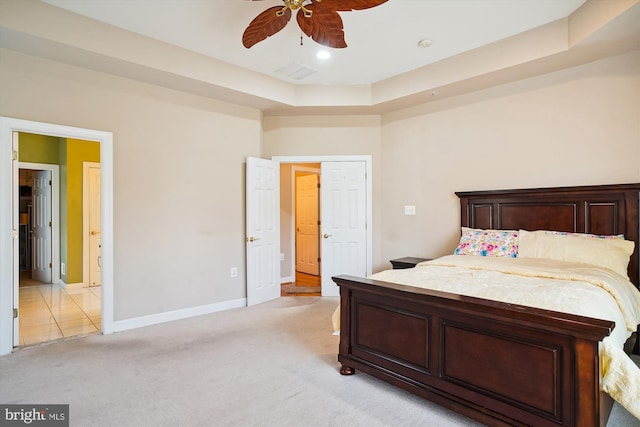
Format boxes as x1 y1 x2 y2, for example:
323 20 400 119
317 220 321 225
317 257 321 263
49 262 52 268
317 183 320 189
12 150 17 161
49 221 52 227
13 308 18 319
49 180 52 186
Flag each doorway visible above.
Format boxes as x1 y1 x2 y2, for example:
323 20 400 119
15 136 102 347
17 165 58 287
0 117 114 356
275 156 372 298
246 155 371 305
282 164 321 297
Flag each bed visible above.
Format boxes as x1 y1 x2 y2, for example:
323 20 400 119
333 183 640 427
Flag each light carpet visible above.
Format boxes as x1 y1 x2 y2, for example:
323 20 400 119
0 297 638 426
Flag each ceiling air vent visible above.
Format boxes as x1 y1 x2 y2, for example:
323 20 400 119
274 62 317 80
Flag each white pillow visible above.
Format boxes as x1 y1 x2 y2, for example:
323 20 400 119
517 229 635 278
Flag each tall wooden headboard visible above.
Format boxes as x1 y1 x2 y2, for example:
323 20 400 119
456 183 640 288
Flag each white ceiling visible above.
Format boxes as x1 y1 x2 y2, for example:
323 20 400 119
2 0 638 114
41 0 588 86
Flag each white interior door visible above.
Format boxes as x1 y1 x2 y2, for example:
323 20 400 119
320 161 367 296
88 164 101 286
295 173 319 276
31 170 52 283
246 157 280 306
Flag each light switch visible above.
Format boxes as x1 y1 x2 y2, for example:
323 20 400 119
404 205 416 215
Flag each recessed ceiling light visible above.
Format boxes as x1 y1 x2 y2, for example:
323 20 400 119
418 39 433 48
316 50 331 60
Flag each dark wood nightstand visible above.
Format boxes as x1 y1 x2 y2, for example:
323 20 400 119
390 257 431 269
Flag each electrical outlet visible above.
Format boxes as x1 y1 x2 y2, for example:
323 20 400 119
230 267 238 278
404 205 416 215
61 263 66 275
280 253 284 261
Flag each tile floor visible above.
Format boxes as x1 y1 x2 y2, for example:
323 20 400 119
18 270 314 346
19 280 101 347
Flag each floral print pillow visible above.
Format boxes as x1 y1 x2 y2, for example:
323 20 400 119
454 227 518 258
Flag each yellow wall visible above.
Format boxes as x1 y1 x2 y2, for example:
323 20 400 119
65 139 100 283
18 132 100 284
18 132 61 163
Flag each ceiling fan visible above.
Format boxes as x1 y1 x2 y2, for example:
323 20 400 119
243 0 388 49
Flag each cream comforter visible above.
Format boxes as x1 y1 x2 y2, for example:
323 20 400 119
333 255 640 419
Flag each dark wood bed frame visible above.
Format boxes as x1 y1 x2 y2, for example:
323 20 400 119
333 183 640 427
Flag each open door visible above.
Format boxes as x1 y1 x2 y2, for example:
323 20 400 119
31 170 52 283
245 157 280 306
84 163 101 287
320 161 367 296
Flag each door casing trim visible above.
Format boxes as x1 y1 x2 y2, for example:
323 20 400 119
0 116 114 356
288 164 320 283
17 162 60 287
273 155 373 282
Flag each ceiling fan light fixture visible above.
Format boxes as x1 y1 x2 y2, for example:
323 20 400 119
243 0 389 49
278 0 313 18
316 50 331 60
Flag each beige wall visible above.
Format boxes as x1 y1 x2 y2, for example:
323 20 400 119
0 48 262 320
380 50 640 267
1 44 638 324
265 51 639 273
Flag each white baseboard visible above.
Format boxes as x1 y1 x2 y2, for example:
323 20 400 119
63 282 85 290
110 298 247 333
280 276 293 284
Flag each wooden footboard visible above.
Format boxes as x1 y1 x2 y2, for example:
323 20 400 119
334 275 615 427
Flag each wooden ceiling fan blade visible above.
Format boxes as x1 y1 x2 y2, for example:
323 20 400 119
242 6 292 48
297 7 347 48
313 0 388 12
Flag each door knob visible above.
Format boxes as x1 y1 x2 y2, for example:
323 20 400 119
323 234 332 239
90 231 99 235
246 236 261 242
